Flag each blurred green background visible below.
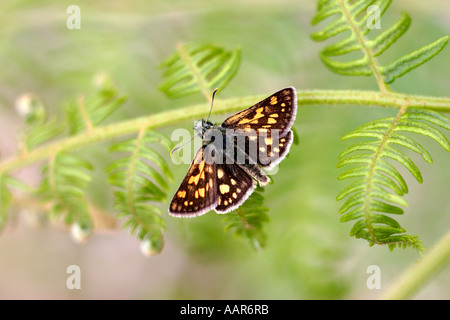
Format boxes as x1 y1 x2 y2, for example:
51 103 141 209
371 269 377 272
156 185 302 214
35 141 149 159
0 0 449 299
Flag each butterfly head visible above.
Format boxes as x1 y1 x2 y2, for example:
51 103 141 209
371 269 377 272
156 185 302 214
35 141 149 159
194 119 214 138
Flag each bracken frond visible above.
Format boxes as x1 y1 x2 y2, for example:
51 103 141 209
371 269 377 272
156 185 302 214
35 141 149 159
107 129 173 255
159 43 241 99
311 0 448 86
337 108 449 251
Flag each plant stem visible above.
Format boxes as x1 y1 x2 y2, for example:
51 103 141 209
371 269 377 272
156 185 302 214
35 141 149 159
379 229 450 300
0 89 449 175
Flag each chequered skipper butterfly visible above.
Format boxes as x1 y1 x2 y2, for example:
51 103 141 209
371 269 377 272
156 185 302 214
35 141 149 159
169 87 297 217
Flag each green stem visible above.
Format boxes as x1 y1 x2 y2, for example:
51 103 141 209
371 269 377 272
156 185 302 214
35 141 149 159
379 229 450 300
0 89 449 175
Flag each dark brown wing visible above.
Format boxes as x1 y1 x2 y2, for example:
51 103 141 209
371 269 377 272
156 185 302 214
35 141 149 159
256 130 294 169
169 146 217 217
214 163 256 213
221 87 297 138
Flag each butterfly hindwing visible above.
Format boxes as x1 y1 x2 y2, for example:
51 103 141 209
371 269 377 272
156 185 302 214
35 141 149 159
169 146 217 217
214 163 256 213
221 87 297 138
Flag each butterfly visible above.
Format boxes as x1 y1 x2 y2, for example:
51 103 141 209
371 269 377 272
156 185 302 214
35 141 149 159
169 87 297 217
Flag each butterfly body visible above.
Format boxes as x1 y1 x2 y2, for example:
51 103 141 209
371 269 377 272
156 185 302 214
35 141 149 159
169 87 297 217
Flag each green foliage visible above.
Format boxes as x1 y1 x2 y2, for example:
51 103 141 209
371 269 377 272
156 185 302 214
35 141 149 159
222 187 270 250
65 75 127 135
311 0 450 251
17 94 63 151
311 0 449 84
38 152 93 232
159 43 241 98
22 75 128 236
337 109 449 251
107 129 173 254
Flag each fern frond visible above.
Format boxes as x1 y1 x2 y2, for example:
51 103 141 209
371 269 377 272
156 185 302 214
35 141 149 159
38 152 93 233
311 0 448 87
24 118 63 151
159 43 241 99
222 187 270 250
65 75 127 135
107 129 173 254
337 108 450 251
15 94 63 151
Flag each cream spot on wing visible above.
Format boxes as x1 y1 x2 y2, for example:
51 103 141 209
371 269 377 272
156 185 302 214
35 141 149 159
219 184 230 194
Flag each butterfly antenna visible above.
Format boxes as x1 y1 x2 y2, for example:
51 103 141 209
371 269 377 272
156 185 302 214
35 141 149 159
170 132 200 156
206 88 219 123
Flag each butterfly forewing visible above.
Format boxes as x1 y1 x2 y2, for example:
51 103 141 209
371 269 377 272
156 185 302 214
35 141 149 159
257 130 294 169
169 146 217 217
221 87 297 138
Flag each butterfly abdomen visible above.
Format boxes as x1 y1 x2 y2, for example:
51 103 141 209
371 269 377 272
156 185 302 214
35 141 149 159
238 162 270 186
